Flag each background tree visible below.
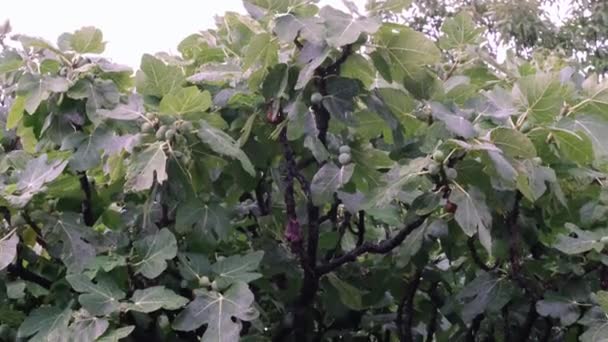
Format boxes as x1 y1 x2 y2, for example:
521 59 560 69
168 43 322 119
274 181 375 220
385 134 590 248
1 1 608 342
395 0 608 73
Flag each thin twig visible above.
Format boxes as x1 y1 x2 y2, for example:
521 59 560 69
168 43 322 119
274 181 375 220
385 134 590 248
317 215 429 275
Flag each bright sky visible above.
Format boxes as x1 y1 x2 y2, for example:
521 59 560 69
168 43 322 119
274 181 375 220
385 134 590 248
3 0 365 67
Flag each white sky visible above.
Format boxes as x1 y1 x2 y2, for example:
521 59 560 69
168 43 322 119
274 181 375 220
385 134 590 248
3 0 365 67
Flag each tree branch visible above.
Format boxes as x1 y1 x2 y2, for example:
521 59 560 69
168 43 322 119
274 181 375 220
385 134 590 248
466 315 484 342
425 283 441 342
79 172 95 226
317 215 429 275
396 268 423 342
518 300 539 341
356 210 365 247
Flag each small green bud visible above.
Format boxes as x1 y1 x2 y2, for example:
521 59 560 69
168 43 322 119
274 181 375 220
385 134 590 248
339 145 351 154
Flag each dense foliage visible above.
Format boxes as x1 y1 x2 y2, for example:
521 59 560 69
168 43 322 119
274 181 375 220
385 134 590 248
403 0 608 74
2 0 608 341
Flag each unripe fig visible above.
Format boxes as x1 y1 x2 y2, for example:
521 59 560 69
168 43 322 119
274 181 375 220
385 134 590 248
339 145 351 154
145 113 155 120
141 122 154 133
338 153 352 165
210 280 219 291
198 276 210 287
311 92 323 105
180 121 193 132
432 150 445 162
165 129 176 140
428 162 441 175
155 125 168 139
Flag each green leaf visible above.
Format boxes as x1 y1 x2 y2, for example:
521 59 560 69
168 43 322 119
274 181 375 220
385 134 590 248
430 102 476 139
125 286 188 313
67 78 120 121
295 42 331 89
450 185 492 254
178 33 224 64
58 26 105 53
97 326 135 342
178 253 212 282
159 86 212 115
62 128 140 172
341 54 375 88
242 33 278 71
244 0 312 14
321 77 360 123
197 120 255 176
576 74 608 117
326 273 366 310
211 251 264 289
319 6 381 47
133 228 178 279
7 96 25 129
456 272 514 323
551 128 594 165
18 73 70 114
125 142 168 192
6 154 68 208
552 223 607 255
513 73 564 124
97 95 144 121
48 214 96 272
366 158 427 208
490 127 537 159
176 201 230 240
66 273 125 316
366 0 412 14
559 114 608 162
173 282 259 339
136 54 185 97
273 14 325 44
0 232 18 271
596 291 608 313
438 12 482 49
372 23 440 85
0 51 24 74
70 315 109 342
17 306 72 341
311 163 355 206
536 296 580 326
188 63 242 84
